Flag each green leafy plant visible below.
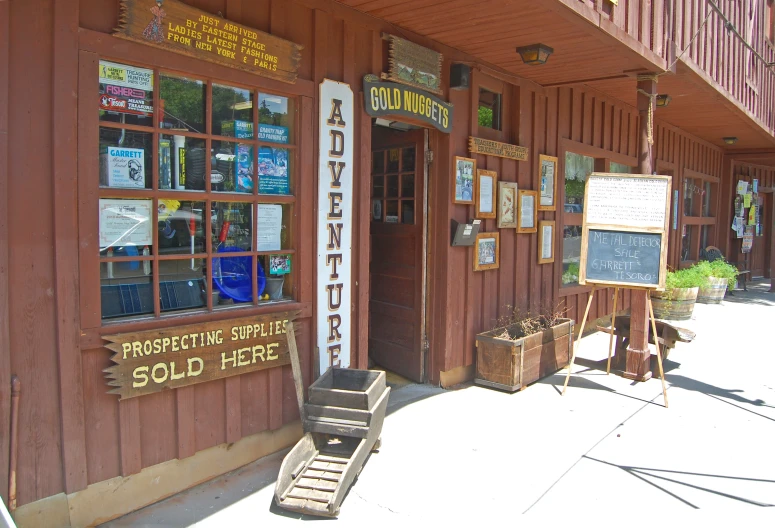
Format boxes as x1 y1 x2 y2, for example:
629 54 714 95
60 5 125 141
695 259 738 289
664 266 708 290
562 262 580 285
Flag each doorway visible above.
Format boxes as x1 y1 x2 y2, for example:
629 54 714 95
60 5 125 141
368 124 427 382
751 191 772 278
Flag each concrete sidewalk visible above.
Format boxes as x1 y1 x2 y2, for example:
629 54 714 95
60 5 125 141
104 282 775 526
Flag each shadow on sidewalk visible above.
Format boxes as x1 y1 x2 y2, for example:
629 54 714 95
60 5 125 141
723 281 775 307
584 455 775 508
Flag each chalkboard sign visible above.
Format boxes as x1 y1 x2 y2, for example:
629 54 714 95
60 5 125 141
579 173 671 290
585 230 662 286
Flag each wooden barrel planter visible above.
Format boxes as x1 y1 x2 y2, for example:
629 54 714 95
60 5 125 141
474 318 574 392
650 287 699 321
697 276 727 304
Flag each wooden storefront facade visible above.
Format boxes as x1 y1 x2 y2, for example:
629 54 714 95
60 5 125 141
2 0 775 525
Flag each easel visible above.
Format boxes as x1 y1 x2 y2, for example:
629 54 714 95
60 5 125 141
561 285 669 408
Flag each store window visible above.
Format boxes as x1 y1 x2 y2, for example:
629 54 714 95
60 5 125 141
564 152 594 212
609 162 632 174
680 171 717 264
98 60 296 322
478 88 502 131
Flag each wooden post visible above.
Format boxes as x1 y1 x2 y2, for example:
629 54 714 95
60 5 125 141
624 74 658 382
606 287 619 375
562 286 596 394
286 322 306 423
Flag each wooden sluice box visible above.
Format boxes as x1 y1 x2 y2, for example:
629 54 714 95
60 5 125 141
275 365 390 517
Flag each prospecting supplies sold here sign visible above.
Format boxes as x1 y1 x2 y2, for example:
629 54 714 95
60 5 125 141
317 80 353 374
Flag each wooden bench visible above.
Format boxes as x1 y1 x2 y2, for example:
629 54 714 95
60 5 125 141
597 315 696 370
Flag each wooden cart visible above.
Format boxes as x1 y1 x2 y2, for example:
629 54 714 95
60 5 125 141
275 325 390 517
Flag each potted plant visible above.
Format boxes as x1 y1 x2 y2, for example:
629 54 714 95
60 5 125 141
475 305 574 392
695 259 738 304
650 266 705 320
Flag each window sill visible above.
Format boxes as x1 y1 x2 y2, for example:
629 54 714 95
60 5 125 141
80 300 312 350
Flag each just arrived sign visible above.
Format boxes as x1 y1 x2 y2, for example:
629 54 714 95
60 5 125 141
363 75 453 133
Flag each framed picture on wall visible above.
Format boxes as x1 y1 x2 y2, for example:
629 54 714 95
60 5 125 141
475 169 497 219
538 221 555 264
453 156 476 204
517 190 538 233
474 232 500 271
538 154 558 211
497 181 518 228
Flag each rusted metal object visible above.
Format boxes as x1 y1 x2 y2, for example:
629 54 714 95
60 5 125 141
9 376 20 512
275 365 389 517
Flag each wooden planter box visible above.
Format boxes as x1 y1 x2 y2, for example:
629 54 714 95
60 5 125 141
475 318 574 392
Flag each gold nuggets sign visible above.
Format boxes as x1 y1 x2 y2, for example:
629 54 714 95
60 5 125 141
115 0 302 83
363 75 453 133
469 137 529 161
104 311 299 400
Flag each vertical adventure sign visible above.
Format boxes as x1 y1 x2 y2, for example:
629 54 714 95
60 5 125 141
317 80 353 374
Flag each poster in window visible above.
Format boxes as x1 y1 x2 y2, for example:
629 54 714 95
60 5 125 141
99 198 153 249
473 232 500 271
517 190 537 233
538 154 558 211
257 204 282 251
269 254 292 275
475 169 497 219
258 146 290 194
538 221 555 264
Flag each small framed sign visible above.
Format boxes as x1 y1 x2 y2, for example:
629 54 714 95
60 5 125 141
475 169 497 219
517 190 538 233
497 181 518 228
453 156 476 204
474 232 500 271
538 154 558 211
538 221 555 264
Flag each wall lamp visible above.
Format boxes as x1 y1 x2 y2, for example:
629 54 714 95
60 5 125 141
516 44 554 65
655 94 671 107
723 137 738 145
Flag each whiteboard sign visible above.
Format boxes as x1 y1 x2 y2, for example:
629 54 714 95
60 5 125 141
579 173 671 290
586 175 668 229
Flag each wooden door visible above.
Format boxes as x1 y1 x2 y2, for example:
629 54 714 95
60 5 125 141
751 193 770 278
369 127 425 382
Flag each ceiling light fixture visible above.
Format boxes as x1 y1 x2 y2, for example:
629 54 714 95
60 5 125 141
516 44 554 66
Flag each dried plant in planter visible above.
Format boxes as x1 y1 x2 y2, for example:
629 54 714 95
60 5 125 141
493 302 567 341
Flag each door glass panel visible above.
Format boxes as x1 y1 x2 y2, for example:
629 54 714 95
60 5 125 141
385 200 399 223
402 147 416 172
401 174 415 198
386 175 399 197
372 176 384 197
372 151 384 174
387 148 400 173
402 200 414 224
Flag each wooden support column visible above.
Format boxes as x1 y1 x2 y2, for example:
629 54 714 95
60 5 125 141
624 75 657 382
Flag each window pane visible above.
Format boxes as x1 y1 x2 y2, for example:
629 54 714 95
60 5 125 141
700 225 713 250
212 141 254 193
159 259 207 314
387 175 399 197
100 127 152 189
157 200 206 255
562 225 582 286
100 260 154 320
261 254 293 302
402 147 416 172
387 148 400 173
684 178 697 216
160 134 206 191
99 198 154 254
478 88 501 130
372 151 384 174
681 225 695 262
212 84 254 138
401 174 415 198
258 93 292 144
402 200 414 224
258 146 291 195
212 255 255 306
372 176 384 198
564 152 594 212
99 60 154 127
610 162 632 173
702 181 713 217
257 204 292 251
372 199 383 222
212 201 253 251
386 200 399 223
160 74 205 133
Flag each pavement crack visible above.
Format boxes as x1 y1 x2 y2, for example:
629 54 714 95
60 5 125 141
352 490 401 515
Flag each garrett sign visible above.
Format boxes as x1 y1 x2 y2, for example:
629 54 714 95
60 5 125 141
104 311 299 400
115 0 303 84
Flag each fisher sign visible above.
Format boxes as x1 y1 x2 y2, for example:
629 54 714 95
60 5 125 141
317 80 353 373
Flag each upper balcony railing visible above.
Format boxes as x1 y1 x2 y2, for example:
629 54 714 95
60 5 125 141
579 0 775 136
